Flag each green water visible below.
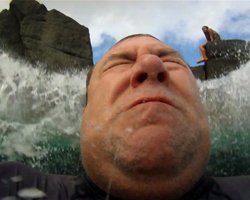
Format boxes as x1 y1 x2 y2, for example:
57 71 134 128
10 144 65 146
207 127 250 176
0 134 82 175
1 128 250 176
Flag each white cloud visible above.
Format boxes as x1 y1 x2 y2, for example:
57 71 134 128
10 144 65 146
36 1 250 46
2 0 250 46
0 0 10 10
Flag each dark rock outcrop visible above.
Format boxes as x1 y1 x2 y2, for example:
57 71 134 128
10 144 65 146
0 0 93 72
191 40 250 80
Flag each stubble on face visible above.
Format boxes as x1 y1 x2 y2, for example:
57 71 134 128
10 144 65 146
100 87 207 180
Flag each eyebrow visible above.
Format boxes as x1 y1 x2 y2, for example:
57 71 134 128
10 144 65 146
102 51 135 66
155 48 182 58
156 48 189 66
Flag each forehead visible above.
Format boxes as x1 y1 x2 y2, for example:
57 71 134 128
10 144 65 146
107 36 174 56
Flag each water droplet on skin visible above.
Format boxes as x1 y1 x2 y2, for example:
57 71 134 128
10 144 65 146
10 175 23 182
126 127 134 134
94 124 104 131
18 187 46 198
105 179 112 200
91 143 97 148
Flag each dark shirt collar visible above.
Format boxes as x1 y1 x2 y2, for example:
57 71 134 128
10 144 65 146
76 172 122 200
181 176 215 200
77 173 216 200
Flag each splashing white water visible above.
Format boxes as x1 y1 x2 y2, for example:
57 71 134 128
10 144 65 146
198 62 250 176
1 51 250 159
0 53 87 158
198 62 250 130
18 187 46 199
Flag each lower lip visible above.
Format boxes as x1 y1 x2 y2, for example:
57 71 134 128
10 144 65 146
133 101 169 107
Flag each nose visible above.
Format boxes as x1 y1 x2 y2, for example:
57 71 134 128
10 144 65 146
130 54 169 88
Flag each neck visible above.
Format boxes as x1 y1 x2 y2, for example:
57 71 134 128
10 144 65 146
84 162 204 200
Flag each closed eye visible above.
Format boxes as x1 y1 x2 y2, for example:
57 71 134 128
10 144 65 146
102 52 136 72
103 60 133 72
162 57 188 69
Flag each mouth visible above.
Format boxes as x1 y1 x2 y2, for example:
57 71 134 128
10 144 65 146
129 97 173 109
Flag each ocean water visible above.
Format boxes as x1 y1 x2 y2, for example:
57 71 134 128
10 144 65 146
0 52 250 176
0 53 86 174
199 62 250 176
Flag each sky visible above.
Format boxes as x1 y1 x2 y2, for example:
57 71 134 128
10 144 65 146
1 0 250 66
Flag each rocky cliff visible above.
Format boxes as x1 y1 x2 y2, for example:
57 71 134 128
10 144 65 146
0 0 93 72
191 40 250 80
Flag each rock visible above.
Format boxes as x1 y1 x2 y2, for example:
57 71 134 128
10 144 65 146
0 0 93 72
191 40 250 80
9 0 45 22
190 65 206 80
0 9 24 57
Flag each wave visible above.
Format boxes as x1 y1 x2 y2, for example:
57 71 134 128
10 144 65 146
199 61 250 130
0 53 87 158
0 52 250 164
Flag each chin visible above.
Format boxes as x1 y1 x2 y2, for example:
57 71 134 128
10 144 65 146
108 120 209 179
111 143 209 200
109 154 208 200
111 128 183 177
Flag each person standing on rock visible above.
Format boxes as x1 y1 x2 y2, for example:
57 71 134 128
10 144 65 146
197 26 221 63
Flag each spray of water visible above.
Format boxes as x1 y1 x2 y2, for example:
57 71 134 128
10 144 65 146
0 53 87 160
0 52 250 175
198 62 250 175
199 62 250 130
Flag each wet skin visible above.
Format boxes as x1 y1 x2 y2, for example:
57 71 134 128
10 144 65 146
81 35 210 200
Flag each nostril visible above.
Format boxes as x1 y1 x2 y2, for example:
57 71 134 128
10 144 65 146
137 73 148 83
157 72 166 82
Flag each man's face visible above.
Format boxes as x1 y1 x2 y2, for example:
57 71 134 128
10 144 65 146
81 36 209 186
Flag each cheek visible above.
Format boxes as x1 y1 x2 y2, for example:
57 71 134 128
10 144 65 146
97 71 131 104
86 72 131 122
171 72 200 103
80 112 110 165
86 86 112 123
169 71 207 131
